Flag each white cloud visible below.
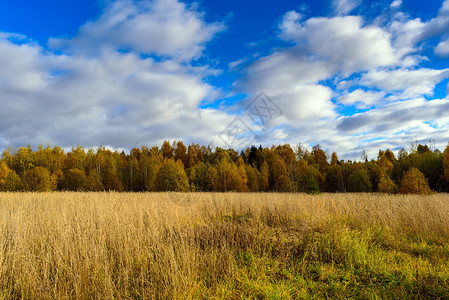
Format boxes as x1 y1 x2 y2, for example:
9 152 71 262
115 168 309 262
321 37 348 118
235 52 336 125
360 68 449 99
390 0 402 9
337 98 449 134
338 89 386 108
279 15 401 75
49 0 225 61
389 0 449 55
228 58 248 71
0 38 50 93
334 97 449 158
0 0 231 149
331 0 361 16
235 1 449 158
2 0 449 159
435 38 449 57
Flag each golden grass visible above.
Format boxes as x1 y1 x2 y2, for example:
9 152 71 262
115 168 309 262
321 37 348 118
0 192 448 299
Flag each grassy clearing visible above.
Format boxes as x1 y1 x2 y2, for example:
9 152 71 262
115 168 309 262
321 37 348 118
0 192 448 299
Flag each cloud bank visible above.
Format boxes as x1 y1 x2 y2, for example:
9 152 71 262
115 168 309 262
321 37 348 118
0 0 449 160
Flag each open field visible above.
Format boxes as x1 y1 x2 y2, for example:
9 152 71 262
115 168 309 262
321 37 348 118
0 193 448 299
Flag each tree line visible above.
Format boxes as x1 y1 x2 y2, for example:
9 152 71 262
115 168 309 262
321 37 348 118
0 141 448 194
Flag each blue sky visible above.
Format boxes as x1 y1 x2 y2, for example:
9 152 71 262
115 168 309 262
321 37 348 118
0 0 448 159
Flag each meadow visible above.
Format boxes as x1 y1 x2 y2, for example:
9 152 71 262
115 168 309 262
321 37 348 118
0 192 448 299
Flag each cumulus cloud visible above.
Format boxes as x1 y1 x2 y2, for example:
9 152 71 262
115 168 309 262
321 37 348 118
234 0 449 158
237 11 403 142
389 0 449 55
0 0 230 149
279 15 400 74
435 38 449 57
390 0 402 9
49 0 225 61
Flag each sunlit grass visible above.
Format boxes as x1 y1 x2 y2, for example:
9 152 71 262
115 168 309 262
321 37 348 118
0 192 448 299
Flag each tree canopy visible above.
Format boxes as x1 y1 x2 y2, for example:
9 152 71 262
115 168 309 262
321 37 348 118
0 142 448 194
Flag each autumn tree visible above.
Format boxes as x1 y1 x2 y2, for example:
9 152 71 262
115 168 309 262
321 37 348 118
270 155 291 192
190 162 208 191
84 148 97 177
292 159 309 192
12 146 34 175
325 164 344 192
204 165 218 192
311 144 329 173
0 161 10 188
155 159 189 192
246 146 258 167
216 156 248 192
161 140 174 159
291 159 324 193
174 141 188 167
51 170 64 190
33 145 65 174
331 152 339 165
64 146 86 171
258 161 269 192
61 169 88 191
399 167 432 195
126 156 141 191
85 172 104 191
139 146 163 191
22 166 53 192
444 143 449 185
187 166 196 191
306 166 324 194
1 148 14 169
365 162 382 192
414 150 443 191
378 173 397 194
417 144 430 155
102 169 124 191
2 171 22 191
127 148 143 191
347 166 372 192
377 149 395 172
186 144 200 168
397 148 408 160
245 164 260 192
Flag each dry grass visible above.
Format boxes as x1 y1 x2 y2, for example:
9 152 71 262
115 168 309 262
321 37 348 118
0 192 448 299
